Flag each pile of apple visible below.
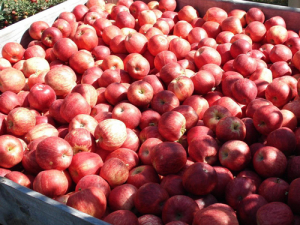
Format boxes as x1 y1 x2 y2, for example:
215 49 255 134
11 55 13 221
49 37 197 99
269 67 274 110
1 0 300 224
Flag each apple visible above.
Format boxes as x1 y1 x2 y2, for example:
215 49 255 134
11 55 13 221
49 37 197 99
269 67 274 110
162 195 198 224
203 105 232 132
266 25 288 45
191 70 216 95
203 7 228 25
0 91 20 114
104 210 139 225
138 214 163 225
35 136 73 170
216 116 246 142
6 107 36 136
69 50 94 74
253 104 283 136
0 68 26 93
193 203 239 225
154 50 177 71
231 78 257 105
182 162 217 196
4 171 31 188
288 178 300 215
256 202 294 225
258 177 289 203
33 169 69 198
244 21 266 42
41 27 63 48
24 45 46 59
24 123 59 143
237 194 268 225
112 102 141 129
188 135 219 165
134 182 169 215
221 16 243 34
151 141 187 175
0 135 23 168
127 165 160 188
211 166 234 198
266 127 296 156
194 46 222 69
173 21 193 40
75 174 110 198
94 119 127 151
269 44 292 63
160 174 185 196
28 21 50 40
45 66 77 97
60 92 91 123
246 7 265 24
202 21 222 39
67 187 107 219
253 146 287 178
68 151 102 184
1 42 25 64
233 54 257 77
225 177 256 210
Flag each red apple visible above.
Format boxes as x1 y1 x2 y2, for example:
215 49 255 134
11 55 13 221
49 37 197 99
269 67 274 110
256 202 294 225
151 141 187 175
0 135 23 168
253 146 287 178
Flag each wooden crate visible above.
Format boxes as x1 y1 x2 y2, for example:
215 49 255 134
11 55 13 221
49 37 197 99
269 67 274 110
0 0 300 224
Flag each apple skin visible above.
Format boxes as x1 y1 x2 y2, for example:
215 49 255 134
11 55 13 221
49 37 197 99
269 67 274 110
0 91 20 115
253 146 287 178
104 210 139 225
230 38 252 59
253 105 283 136
0 135 23 169
225 177 256 210
75 174 111 198
231 78 257 105
138 214 163 225
194 46 221 69
0 113 7 136
112 102 142 129
105 148 139 171
134 182 169 215
68 151 102 184
203 7 228 25
258 177 289 203
266 127 296 156
211 166 234 199
139 138 163 165
60 92 91 123
188 135 219 165
193 203 239 225
182 162 217 196
266 25 288 45
4 171 31 188
151 90 180 115
162 195 199 225
288 178 300 215
219 140 251 172
237 194 268 225
28 84 56 113
191 70 215 95
33 169 69 198
158 111 186 142
2 42 25 64
151 141 187 175
127 80 154 108
67 187 107 219
203 105 232 132
35 136 73 171
0 68 26 94
100 157 129 188
127 165 160 188
216 116 246 142
233 54 257 77
6 107 36 137
256 202 294 225
108 184 137 211
94 118 127 151
172 105 198 130
160 174 185 197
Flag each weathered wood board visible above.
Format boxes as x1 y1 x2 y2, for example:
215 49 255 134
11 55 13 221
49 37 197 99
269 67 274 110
0 177 110 225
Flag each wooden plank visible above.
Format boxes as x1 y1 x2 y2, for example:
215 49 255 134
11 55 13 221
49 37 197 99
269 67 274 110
0 0 88 52
0 177 110 225
177 0 300 32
